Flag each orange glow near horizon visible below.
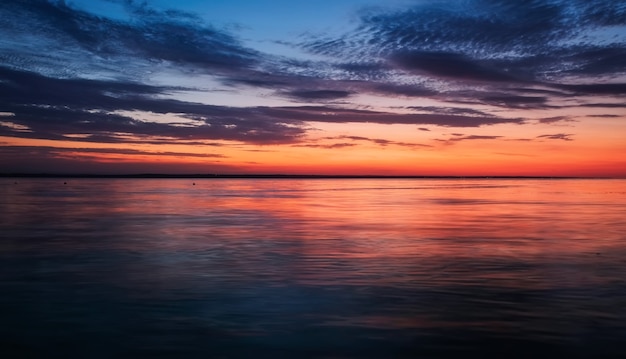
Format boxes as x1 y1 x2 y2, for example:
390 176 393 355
3 111 625 177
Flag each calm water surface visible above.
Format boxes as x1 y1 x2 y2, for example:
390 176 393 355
1 178 626 358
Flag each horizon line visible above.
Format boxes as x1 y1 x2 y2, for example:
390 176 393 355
1 173 619 180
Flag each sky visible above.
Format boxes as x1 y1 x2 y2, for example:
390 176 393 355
1 0 625 176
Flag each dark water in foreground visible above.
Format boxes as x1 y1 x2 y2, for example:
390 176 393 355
1 178 626 358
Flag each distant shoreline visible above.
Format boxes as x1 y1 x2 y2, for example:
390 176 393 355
0 173 608 179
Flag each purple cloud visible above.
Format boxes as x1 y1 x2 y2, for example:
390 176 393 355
537 133 574 141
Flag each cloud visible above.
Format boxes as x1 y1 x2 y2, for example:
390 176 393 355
294 135 432 150
261 106 523 127
336 61 388 81
436 135 503 144
537 116 575 124
0 68 523 149
556 83 626 96
537 133 574 141
0 145 225 159
0 145 236 174
280 89 353 101
324 135 432 148
293 143 357 149
300 0 626 106
579 103 626 108
1 65 526 148
407 106 495 117
370 83 435 98
478 95 550 109
0 0 259 75
0 66 307 144
390 51 517 83
588 114 621 118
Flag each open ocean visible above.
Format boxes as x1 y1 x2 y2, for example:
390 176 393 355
1 178 626 358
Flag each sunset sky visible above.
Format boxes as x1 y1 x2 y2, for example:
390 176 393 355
1 0 625 176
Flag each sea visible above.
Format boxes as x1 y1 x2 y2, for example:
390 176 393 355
1 178 625 358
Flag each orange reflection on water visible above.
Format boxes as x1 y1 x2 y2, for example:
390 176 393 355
2 178 626 343
3 178 626 292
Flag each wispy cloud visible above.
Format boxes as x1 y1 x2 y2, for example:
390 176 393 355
436 135 503 144
301 0 626 105
537 116 573 124
0 0 258 78
537 133 574 141
0 145 236 174
293 143 357 149
324 136 432 148
280 89 354 102
0 145 226 158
